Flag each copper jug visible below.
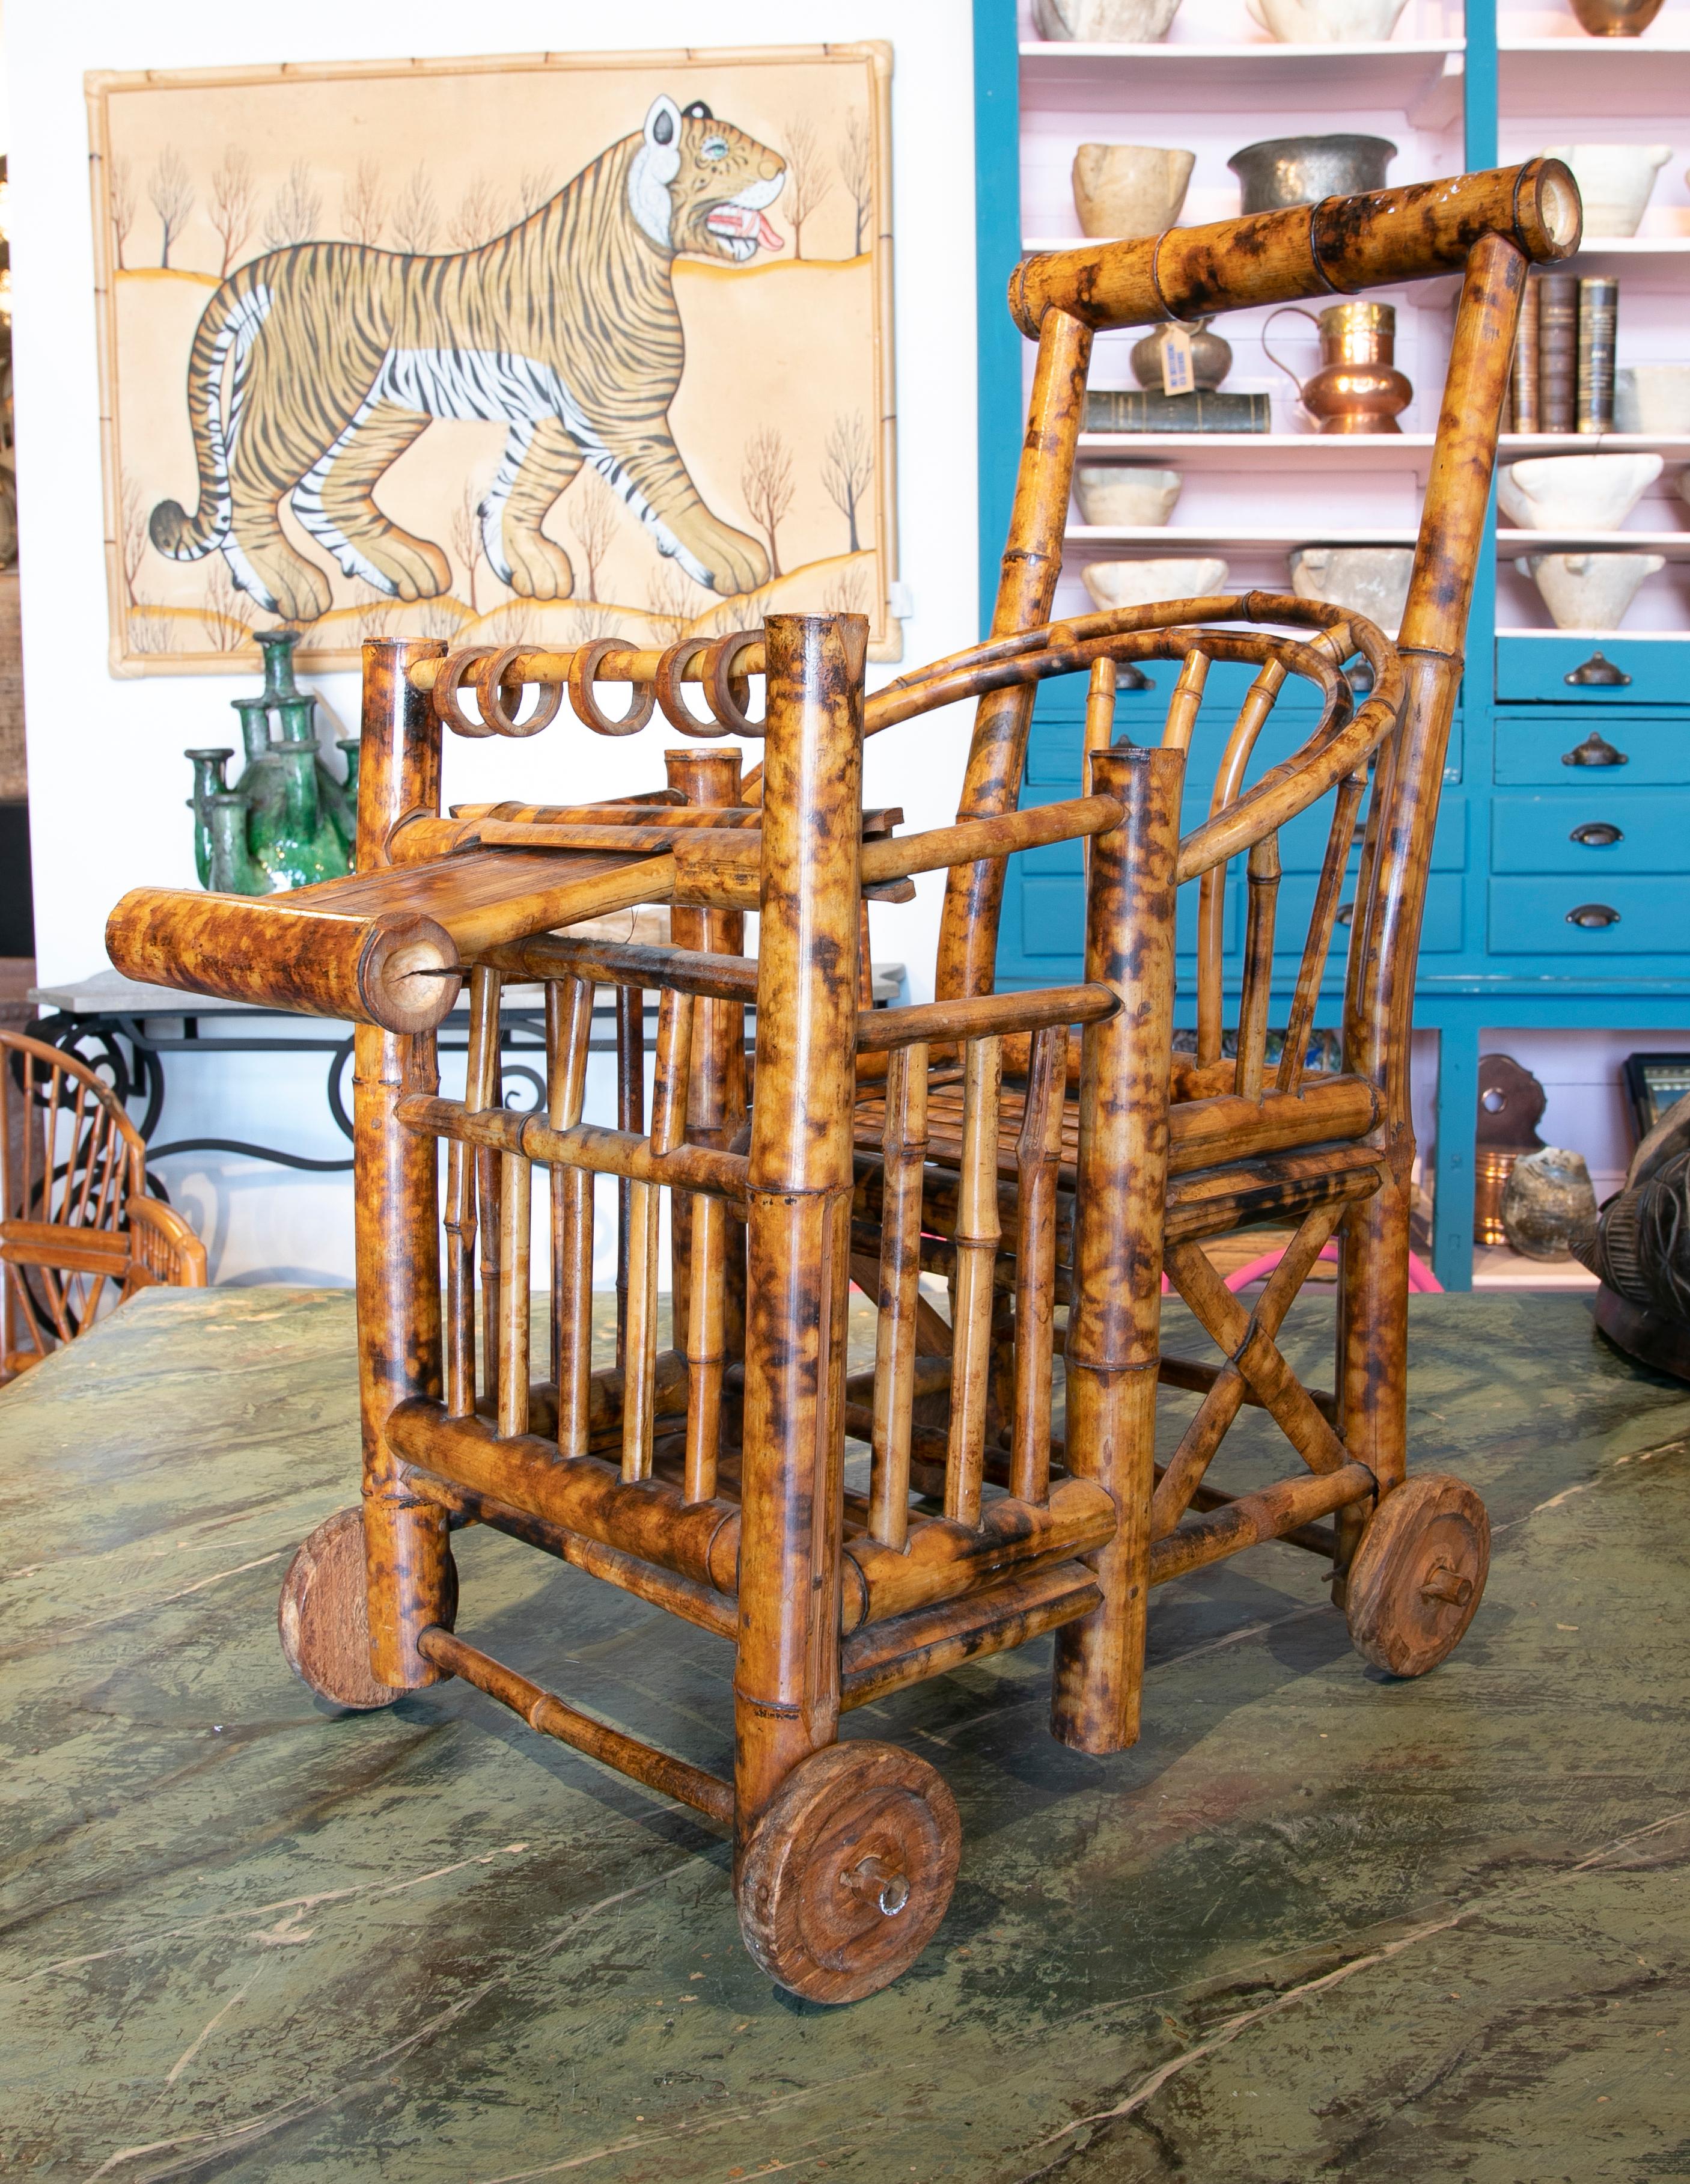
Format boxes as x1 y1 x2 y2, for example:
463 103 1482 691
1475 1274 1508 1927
1264 301 1412 433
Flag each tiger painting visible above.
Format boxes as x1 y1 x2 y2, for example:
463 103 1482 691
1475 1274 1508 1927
148 97 788 625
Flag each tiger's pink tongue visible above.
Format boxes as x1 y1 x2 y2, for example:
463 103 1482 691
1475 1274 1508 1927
754 212 783 250
711 204 784 250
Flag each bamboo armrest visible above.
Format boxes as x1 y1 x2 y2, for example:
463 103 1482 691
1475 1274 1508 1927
1009 159 1579 336
854 983 1115 1054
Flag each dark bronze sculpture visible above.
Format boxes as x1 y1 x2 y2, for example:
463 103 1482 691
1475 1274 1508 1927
1573 1091 1690 1381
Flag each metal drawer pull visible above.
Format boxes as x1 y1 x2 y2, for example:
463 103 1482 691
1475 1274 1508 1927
1562 730 1627 768
1566 903 1621 929
1569 821 1623 848
1564 651 1631 687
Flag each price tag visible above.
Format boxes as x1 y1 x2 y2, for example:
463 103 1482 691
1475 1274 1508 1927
1159 324 1195 399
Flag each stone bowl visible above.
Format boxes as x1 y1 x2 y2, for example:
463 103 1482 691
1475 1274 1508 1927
1072 144 1196 239
1615 365 1690 435
1497 451 1663 531
1517 551 1665 631
1081 558 1230 611
1034 0 1183 37
1288 545 1415 636
1502 1146 1599 1262
1540 144 1672 237
1246 0 1409 38
1073 465 1184 526
1228 134 1396 214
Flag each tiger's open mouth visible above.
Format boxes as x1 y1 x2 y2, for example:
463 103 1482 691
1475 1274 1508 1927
706 201 785 262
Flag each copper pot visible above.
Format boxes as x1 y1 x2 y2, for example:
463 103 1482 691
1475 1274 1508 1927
1569 0 1665 31
1264 301 1412 434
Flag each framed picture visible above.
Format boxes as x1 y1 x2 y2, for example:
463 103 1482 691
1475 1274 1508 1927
1623 1052 1690 1145
85 43 898 676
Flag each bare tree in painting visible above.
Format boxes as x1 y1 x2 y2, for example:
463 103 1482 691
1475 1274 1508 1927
780 116 832 260
108 153 136 272
207 147 255 275
391 165 439 255
148 148 194 269
448 486 483 618
567 473 619 604
202 558 255 651
516 167 555 218
740 426 795 581
821 410 873 554
837 111 873 256
645 561 696 646
823 563 869 617
262 161 323 250
342 158 387 248
447 174 509 251
118 476 148 607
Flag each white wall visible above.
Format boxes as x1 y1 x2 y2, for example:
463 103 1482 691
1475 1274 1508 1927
6 0 979 1279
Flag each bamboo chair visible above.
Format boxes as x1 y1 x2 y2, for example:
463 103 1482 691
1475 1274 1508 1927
104 161 1579 2002
0 1029 207 1380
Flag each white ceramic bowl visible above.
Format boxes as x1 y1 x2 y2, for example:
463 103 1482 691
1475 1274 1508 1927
1615 365 1690 435
1034 0 1182 36
1541 144 1671 237
1498 451 1663 531
1073 465 1184 526
1288 546 1415 636
1517 551 1664 631
1081 558 1230 611
1246 0 1408 38
1072 145 1195 239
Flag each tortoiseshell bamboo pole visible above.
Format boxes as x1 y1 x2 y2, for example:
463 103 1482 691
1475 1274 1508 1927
734 614 865 1850
1082 659 1118 904
498 1142 531 1440
352 638 452 1689
945 1034 1003 1528
622 988 694 1484
1052 741 1185 1753
447 967 502 1419
869 1041 929 1550
1196 659 1286 1067
475 986 504 1409
1159 649 1210 756
1278 771 1365 1098
1010 1022 1066 1506
548 976 596 1458
665 748 745 1505
614 985 643 1374
935 308 1093 1002
1234 834 1281 1102
1338 231 1527 1571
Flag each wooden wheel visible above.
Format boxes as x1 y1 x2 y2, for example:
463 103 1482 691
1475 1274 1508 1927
737 1741 962 2004
278 1505 457 1710
1346 1473 1489 1678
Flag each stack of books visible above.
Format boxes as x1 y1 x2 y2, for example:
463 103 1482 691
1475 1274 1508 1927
1085 389 1271 435
1506 272 1619 435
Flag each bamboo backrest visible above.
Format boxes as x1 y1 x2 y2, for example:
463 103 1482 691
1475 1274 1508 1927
0 1030 206 1377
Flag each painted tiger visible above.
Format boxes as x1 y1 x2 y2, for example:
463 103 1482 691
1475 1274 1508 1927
149 97 787 625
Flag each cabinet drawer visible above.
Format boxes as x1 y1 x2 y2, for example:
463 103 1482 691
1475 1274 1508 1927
1496 636 1686 706
1492 792 1690 875
1018 866 1237 959
1494 715 1690 786
1488 877 1690 954
1320 873 1465 955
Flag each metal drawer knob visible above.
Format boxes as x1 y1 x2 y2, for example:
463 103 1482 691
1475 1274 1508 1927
1336 902 1355 926
1569 821 1623 848
1564 651 1631 687
1566 903 1621 929
1562 730 1627 769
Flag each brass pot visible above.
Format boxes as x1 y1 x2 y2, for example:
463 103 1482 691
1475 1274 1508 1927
1129 318 1233 392
1569 0 1665 31
1264 301 1412 435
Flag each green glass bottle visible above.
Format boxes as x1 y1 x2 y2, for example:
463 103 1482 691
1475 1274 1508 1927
333 738 361 865
207 791 269 895
260 743 344 891
184 747 234 887
255 627 303 705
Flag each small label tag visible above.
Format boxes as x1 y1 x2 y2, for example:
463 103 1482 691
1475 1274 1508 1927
1159 325 1195 398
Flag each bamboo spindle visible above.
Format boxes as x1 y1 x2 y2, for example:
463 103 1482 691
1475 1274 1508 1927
945 1033 1004 1529
1082 658 1118 902
1159 648 1210 756
935 307 1093 1003
614 985 644 1374
621 987 694 1484
868 1041 930 1550
665 747 746 1506
1010 1021 1067 1506
455 967 502 1416
1195 658 1286 1067
1234 833 1281 1103
734 614 865 1846
497 1137 531 1439
1278 770 1365 1098
548 976 596 1457
353 638 453 1690
1052 741 1185 1754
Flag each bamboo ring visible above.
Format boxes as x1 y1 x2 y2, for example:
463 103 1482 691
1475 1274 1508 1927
567 638 656 736
653 639 728 738
703 631 765 738
434 647 502 738
474 645 564 738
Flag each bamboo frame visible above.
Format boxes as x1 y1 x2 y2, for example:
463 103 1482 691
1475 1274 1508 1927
118 163 1570 2004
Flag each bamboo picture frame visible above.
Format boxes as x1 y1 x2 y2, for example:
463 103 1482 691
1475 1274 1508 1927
85 43 900 678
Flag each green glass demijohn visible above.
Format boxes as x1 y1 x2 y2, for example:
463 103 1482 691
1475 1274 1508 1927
184 747 235 887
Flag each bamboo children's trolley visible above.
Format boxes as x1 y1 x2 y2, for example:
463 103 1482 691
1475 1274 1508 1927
109 161 1581 2002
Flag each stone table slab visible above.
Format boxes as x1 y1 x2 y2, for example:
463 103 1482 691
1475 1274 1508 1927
2 1287 1689 2182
